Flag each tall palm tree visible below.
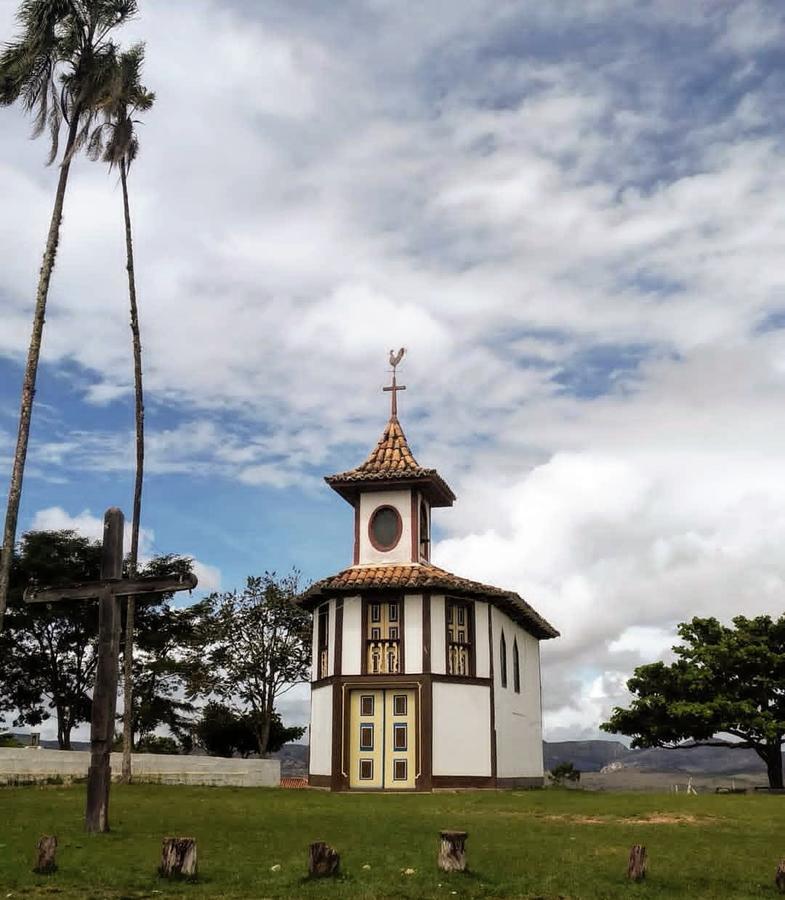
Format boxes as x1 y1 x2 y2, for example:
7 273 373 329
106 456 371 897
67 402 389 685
0 0 139 631
87 42 154 782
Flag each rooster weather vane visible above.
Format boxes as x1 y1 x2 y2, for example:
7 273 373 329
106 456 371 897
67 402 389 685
384 347 406 417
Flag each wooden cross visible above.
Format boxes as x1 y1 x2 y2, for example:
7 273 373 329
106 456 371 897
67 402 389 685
24 507 197 833
383 347 406 417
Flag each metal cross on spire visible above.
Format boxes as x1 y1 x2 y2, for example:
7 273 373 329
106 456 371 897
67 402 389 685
383 348 406 417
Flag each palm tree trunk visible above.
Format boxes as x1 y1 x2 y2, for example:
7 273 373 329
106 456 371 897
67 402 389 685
120 156 145 783
0 111 82 632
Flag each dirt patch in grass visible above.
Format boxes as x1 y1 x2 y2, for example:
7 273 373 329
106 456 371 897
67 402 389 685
494 810 716 826
540 813 714 826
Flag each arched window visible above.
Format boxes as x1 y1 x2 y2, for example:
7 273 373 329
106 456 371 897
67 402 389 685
513 638 521 693
500 631 507 688
419 500 430 560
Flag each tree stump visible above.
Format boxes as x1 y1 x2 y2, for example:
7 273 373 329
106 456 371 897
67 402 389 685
159 837 198 880
34 835 57 874
438 830 468 873
775 859 785 893
308 841 340 877
627 844 647 882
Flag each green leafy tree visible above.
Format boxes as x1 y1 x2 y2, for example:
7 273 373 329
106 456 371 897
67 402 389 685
0 530 196 750
0 530 101 748
121 554 198 749
602 615 785 788
186 572 311 757
87 41 154 782
127 557 198 745
194 702 305 758
0 0 140 631
135 734 179 755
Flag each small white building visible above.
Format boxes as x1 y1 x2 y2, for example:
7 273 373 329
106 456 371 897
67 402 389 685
297 382 559 791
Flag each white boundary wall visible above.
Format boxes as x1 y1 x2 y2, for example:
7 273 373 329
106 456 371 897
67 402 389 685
0 748 280 787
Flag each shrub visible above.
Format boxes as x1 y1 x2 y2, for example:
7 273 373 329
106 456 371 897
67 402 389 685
549 762 581 785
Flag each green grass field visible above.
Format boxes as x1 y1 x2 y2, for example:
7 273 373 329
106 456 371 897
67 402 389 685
1 784 783 898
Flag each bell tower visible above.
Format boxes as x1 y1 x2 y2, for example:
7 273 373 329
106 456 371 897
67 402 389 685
324 350 455 566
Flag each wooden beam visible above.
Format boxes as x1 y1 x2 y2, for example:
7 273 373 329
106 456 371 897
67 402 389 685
24 573 198 605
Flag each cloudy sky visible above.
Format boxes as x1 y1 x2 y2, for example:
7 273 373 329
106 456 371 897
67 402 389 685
2 0 785 741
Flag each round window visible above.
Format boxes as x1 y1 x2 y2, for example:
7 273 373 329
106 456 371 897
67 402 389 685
369 505 402 551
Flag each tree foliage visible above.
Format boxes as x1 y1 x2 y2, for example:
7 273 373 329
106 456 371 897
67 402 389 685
549 762 581 785
602 615 785 788
87 40 153 169
0 530 196 750
124 554 199 748
0 0 139 163
186 572 311 757
0 530 101 748
193 702 305 759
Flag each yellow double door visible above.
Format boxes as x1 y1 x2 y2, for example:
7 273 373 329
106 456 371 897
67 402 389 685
349 689 416 789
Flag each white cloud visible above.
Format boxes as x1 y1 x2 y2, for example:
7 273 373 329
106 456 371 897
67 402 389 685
5 0 785 743
191 560 222 593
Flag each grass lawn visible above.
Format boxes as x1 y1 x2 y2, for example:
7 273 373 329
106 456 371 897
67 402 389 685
1 785 783 898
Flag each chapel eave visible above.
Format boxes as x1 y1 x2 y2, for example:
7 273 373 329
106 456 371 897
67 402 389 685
325 471 456 507
296 562 559 641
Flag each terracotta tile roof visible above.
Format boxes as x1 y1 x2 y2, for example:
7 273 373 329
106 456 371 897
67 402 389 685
326 415 456 506
298 562 559 640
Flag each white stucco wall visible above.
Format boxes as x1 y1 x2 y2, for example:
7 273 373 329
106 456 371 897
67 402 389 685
432 682 492 776
358 489 413 564
490 607 544 779
327 598 337 677
405 593 422 672
474 601 490 678
341 595 362 675
0 748 280 787
309 684 333 776
430 594 446 674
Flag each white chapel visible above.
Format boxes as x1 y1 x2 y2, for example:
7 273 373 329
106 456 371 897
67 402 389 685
296 357 559 790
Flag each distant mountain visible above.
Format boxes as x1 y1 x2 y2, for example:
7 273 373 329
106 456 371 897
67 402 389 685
544 740 629 772
272 743 308 776
544 740 777 776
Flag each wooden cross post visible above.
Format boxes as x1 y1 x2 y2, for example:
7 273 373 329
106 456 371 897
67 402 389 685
24 508 197 833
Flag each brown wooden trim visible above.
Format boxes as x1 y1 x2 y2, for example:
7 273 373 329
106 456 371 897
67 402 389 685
488 604 497 780
338 674 422 687
330 680 344 791
431 673 491 686
308 774 331 788
469 600 477 678
432 775 496 789
360 598 369 675
353 499 360 565
411 490 418 562
419 674 433 791
367 504 403 552
496 776 544 789
334 598 343 677
422 592 431 674
340 682 351 791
